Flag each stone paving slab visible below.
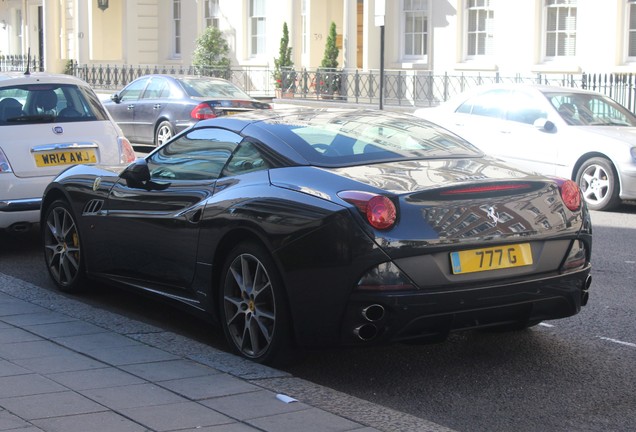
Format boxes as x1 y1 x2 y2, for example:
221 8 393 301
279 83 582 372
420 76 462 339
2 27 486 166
0 272 456 432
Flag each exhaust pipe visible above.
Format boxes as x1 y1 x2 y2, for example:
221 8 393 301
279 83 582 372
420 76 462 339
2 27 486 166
361 304 385 322
581 275 592 306
354 323 378 341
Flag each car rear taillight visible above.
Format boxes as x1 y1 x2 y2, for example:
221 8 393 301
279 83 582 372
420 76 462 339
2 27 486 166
0 148 13 173
556 179 581 211
191 103 217 120
338 191 397 230
118 137 136 164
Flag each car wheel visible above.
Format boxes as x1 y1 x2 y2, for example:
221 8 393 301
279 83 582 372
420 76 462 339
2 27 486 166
219 241 292 365
42 200 86 293
155 121 174 146
575 157 620 211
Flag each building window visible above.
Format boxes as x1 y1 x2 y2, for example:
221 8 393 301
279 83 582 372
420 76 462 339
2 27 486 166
205 0 220 28
544 0 577 58
250 0 266 56
628 0 636 58
403 0 428 59
173 0 182 57
301 0 308 55
466 0 494 57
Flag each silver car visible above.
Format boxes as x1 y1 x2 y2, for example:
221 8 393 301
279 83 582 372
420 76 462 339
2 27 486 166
415 84 636 211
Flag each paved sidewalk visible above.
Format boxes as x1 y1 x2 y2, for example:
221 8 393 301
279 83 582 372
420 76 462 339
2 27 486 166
0 273 455 432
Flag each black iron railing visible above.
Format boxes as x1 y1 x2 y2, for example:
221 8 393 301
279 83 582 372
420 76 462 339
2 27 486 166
0 55 44 73
5 56 636 111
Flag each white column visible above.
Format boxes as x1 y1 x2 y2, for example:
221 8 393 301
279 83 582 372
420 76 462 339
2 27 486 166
43 0 63 72
342 0 357 69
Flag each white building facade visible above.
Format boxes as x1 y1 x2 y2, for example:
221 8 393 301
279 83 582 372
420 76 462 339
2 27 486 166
1 1 635 78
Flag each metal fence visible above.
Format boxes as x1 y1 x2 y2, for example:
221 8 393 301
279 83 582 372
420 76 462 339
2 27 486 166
4 56 636 112
0 55 44 73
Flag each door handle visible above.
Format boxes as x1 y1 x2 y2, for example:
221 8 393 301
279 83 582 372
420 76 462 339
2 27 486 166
153 104 162 109
126 105 134 110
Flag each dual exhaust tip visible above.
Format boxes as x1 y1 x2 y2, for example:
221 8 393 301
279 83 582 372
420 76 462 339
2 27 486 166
354 304 385 341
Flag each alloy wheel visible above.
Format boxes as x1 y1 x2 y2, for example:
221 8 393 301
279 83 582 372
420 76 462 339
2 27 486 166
579 163 610 206
222 252 276 359
43 204 82 289
155 122 174 146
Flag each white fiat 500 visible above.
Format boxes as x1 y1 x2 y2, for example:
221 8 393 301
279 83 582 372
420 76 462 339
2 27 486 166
0 72 136 232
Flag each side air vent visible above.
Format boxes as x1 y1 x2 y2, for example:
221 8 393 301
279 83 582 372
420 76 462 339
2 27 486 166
82 199 104 215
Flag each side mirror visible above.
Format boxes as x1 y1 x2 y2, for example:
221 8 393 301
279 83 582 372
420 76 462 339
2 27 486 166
110 93 122 103
533 118 555 132
121 159 150 187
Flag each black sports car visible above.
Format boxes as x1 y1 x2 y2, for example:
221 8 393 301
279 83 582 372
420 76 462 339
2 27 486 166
41 109 592 365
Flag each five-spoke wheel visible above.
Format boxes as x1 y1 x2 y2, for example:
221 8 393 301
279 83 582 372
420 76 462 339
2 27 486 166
43 200 85 292
575 157 620 211
155 121 174 146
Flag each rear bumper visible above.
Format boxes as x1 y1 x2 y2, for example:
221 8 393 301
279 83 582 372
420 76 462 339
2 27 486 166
340 265 591 345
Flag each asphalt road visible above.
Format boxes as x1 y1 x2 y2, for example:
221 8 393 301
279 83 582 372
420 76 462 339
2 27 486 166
1 205 635 432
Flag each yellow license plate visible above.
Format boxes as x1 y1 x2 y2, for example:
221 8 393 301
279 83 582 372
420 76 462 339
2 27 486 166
450 243 533 275
34 149 97 167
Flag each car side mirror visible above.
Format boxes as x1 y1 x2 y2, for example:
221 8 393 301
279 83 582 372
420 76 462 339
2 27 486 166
120 159 170 191
110 93 122 103
533 118 555 132
121 159 150 187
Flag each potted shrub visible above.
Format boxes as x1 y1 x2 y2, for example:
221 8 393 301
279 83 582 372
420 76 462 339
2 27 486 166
318 21 341 98
273 22 295 98
192 26 231 78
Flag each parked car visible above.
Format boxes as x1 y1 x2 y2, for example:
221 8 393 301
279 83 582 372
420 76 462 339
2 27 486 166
42 109 592 365
414 84 636 211
103 74 272 147
0 72 136 233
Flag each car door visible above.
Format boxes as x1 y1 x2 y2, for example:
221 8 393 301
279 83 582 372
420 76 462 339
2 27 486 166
99 127 242 290
133 76 172 144
106 77 150 142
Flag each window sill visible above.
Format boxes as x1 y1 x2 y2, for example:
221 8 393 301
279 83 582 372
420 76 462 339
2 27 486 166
454 61 498 72
531 62 582 74
398 62 430 70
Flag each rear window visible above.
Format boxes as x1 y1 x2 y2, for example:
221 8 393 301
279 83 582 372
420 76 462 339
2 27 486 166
178 78 252 99
262 110 481 167
0 83 110 126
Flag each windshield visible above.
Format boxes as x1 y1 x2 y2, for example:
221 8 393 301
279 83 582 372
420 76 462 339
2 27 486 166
546 91 636 126
263 110 482 167
179 78 252 99
0 83 109 125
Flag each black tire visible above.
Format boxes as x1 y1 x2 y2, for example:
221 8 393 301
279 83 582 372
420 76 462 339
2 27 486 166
219 241 293 365
42 200 86 293
575 157 620 211
155 121 174 147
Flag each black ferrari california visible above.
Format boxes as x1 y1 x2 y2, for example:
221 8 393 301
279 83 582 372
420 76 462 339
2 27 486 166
41 109 592 365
